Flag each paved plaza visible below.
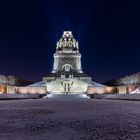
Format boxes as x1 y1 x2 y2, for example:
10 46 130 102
0 99 140 140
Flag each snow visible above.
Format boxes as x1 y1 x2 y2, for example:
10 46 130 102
131 87 140 94
0 93 40 99
0 99 140 139
27 81 45 87
92 81 106 87
93 93 140 101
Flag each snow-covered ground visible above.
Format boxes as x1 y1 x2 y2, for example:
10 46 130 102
0 99 140 140
93 93 140 101
131 87 140 94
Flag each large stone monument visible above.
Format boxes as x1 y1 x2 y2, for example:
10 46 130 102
43 31 92 94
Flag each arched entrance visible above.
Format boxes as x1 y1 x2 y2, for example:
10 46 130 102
62 64 73 72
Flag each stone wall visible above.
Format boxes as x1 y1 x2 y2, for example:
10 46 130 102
87 86 116 94
87 85 140 94
4 86 47 94
0 85 7 93
117 86 127 94
116 85 139 94
16 87 47 94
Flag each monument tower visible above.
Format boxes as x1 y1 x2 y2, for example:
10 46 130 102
43 31 92 94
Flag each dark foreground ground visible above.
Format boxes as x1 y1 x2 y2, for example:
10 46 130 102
0 99 140 140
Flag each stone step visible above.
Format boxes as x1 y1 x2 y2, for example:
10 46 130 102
45 93 89 99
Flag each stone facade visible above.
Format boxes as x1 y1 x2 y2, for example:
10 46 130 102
52 31 82 73
87 86 116 94
43 31 92 94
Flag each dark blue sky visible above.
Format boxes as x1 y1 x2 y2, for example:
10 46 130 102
0 0 139 82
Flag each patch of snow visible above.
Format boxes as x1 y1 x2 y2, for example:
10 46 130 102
92 81 106 87
131 87 140 94
0 99 140 139
27 81 45 87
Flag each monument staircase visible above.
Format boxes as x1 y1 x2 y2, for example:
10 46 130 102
44 93 89 99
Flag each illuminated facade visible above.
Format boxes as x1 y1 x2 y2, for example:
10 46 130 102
0 31 127 95
43 31 92 94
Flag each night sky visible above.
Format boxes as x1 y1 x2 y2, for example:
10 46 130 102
0 0 140 83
